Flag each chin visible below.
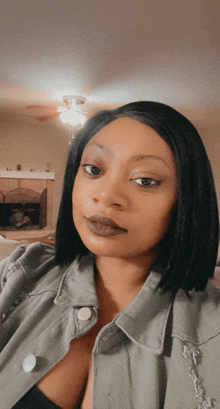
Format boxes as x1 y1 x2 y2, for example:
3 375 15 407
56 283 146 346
80 237 155 260
81 239 124 258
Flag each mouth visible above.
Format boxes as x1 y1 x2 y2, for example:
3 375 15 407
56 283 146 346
85 215 127 237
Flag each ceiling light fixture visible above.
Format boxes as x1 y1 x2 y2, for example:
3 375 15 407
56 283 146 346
59 95 87 144
59 95 86 126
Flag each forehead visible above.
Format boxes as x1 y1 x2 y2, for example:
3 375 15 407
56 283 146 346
84 117 175 165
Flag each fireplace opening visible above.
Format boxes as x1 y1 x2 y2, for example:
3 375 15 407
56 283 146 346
0 188 47 231
1 203 40 230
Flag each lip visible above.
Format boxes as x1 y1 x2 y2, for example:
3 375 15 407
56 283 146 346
85 215 127 237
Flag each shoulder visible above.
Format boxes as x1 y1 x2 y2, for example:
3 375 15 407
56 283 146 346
0 243 59 321
0 242 56 290
172 269 220 345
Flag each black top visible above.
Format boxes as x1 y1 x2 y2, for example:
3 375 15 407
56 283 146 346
12 386 63 409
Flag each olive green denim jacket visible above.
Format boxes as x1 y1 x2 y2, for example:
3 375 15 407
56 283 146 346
0 243 220 409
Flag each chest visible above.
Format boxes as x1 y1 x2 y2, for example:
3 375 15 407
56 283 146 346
36 322 102 409
35 328 171 409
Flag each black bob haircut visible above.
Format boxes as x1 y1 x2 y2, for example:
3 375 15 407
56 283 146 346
55 101 219 294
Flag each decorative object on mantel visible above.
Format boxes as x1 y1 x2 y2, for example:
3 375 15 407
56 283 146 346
17 165 21 171
46 162 51 172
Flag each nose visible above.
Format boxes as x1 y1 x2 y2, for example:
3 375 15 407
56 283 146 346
92 175 128 210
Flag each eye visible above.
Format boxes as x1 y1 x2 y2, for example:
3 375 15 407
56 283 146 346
83 164 101 176
134 178 159 188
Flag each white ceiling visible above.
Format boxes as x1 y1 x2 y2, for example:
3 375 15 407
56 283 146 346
0 0 220 127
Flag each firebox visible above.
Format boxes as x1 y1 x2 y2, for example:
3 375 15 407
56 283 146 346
0 188 47 231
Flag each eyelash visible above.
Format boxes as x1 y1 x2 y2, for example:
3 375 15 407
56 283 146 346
134 178 158 188
82 164 160 189
83 164 100 176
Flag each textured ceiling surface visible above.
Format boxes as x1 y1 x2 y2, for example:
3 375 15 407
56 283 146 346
0 0 220 127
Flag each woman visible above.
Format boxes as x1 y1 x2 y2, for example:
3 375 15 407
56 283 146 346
0 101 219 409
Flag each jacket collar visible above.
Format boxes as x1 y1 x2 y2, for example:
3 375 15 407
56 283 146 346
55 253 173 354
54 253 99 307
171 280 220 344
115 271 173 354
54 253 220 353
116 275 220 350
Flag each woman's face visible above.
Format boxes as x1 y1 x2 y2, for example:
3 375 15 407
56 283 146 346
72 117 178 260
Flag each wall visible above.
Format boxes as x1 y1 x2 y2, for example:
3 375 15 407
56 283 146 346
200 126 220 213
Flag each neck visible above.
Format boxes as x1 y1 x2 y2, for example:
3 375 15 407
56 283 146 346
94 251 157 323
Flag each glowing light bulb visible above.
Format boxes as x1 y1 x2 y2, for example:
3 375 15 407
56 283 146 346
59 111 86 126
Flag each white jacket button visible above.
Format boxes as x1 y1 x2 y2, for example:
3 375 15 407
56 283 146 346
22 354 37 372
77 307 92 321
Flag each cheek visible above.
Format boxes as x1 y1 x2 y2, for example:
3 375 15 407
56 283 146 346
72 176 83 217
140 194 177 233
72 179 96 213
155 196 177 235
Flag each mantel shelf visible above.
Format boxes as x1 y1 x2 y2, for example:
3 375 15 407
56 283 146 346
0 171 55 180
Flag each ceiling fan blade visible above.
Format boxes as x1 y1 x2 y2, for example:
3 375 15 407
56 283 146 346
36 112 60 121
26 104 58 112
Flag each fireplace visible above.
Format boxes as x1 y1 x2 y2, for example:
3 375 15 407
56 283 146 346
0 171 54 232
0 188 47 230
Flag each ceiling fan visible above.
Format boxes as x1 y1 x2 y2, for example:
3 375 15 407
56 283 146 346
25 95 87 124
58 95 86 126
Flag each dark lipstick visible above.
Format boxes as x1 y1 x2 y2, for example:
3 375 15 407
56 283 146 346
86 215 127 237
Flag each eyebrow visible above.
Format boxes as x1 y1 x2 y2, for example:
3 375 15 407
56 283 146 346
86 142 169 167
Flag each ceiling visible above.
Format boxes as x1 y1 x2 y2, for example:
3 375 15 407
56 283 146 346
0 0 220 129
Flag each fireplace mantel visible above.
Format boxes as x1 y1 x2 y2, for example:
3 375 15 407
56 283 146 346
0 171 55 180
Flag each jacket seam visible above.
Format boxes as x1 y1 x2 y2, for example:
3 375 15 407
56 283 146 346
172 329 220 345
28 289 58 297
